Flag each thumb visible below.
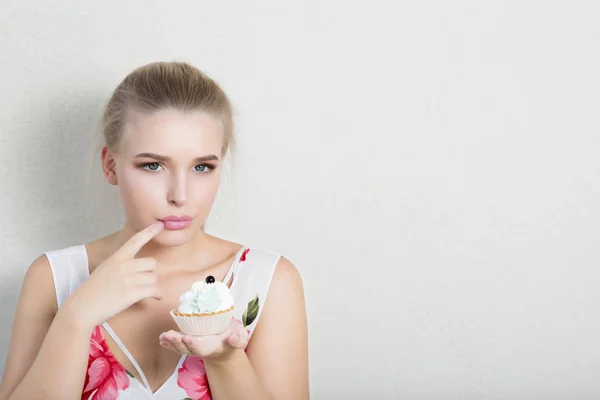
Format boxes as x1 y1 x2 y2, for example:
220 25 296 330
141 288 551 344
222 321 249 349
226 332 247 349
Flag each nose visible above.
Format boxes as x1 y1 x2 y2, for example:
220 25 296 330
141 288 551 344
167 170 188 206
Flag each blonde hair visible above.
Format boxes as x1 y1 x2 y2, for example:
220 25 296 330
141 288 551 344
101 61 235 156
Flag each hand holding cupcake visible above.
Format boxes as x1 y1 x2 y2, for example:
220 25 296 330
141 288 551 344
161 276 248 360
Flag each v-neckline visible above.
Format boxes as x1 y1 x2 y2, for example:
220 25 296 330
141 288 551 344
100 323 186 395
82 245 247 395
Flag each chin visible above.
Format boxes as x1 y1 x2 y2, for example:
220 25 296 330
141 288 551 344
154 229 195 247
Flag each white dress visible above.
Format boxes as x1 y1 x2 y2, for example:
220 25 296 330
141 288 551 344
44 245 280 400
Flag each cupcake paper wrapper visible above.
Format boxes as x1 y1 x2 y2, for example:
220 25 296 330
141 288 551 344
170 308 234 336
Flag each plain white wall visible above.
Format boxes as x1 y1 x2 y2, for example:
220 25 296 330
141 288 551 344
1 1 599 399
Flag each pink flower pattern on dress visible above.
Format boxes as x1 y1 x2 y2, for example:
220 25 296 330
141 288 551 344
81 326 130 400
240 248 250 262
177 357 212 400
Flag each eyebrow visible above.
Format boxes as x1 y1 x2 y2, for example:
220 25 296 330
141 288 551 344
135 152 220 163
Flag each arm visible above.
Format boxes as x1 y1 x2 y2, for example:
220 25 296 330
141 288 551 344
203 257 309 400
0 255 93 400
0 222 164 400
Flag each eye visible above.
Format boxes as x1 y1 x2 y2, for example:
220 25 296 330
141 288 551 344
194 164 213 173
142 162 162 171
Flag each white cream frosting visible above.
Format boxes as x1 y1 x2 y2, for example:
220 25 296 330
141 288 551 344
177 279 234 314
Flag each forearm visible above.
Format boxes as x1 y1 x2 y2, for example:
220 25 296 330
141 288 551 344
8 306 93 400
204 350 271 400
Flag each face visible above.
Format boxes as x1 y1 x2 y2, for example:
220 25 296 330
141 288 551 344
102 108 224 247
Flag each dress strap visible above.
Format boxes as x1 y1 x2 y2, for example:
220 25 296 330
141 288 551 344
229 249 281 336
44 245 90 308
102 322 153 392
222 246 247 285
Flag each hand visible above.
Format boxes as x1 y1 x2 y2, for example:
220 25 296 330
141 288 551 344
159 318 249 361
63 221 165 327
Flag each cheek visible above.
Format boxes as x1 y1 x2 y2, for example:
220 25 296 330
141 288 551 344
198 176 221 201
189 175 221 214
118 169 164 216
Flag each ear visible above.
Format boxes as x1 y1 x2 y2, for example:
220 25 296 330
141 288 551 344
101 146 118 185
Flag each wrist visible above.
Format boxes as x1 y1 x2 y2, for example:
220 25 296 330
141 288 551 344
203 348 245 369
56 299 98 333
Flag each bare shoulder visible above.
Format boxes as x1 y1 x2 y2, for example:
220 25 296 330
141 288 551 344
0 254 58 396
262 256 306 328
249 253 307 333
21 254 58 314
271 256 305 293
246 255 309 399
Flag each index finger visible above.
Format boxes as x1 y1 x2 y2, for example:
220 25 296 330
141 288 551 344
115 221 164 259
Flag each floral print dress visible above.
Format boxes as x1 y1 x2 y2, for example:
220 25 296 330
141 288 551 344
44 246 279 400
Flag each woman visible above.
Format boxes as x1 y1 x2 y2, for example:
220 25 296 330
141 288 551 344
0 62 309 400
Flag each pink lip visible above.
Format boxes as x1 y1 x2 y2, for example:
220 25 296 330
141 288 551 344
161 215 193 222
159 215 193 230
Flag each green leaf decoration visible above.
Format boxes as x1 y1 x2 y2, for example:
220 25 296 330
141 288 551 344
183 398 193 400
126 370 135 378
242 295 260 327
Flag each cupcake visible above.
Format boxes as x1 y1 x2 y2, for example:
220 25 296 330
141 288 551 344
170 275 235 336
